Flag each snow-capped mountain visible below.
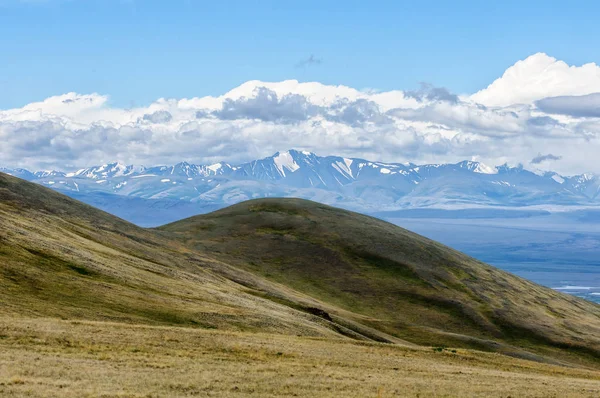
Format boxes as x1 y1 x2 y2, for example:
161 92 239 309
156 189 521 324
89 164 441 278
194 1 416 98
2 150 599 225
0 167 36 181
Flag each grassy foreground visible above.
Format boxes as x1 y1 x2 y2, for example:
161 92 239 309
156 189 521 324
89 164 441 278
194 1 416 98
1 317 600 398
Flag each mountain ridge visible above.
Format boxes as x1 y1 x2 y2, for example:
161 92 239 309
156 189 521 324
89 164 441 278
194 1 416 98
2 150 599 212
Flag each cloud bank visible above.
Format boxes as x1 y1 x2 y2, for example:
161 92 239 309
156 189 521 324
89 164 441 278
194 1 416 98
1 53 600 175
536 93 600 118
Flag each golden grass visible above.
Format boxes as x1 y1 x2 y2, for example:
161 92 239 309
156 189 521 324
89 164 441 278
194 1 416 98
1 317 600 398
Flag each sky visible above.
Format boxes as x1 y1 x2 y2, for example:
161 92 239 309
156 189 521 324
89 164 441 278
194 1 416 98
2 0 599 108
1 1 600 174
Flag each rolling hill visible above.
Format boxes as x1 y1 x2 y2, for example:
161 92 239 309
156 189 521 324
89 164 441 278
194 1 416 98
0 171 356 338
161 198 600 366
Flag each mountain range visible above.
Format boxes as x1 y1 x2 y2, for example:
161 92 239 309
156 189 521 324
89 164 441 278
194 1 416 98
3 149 600 226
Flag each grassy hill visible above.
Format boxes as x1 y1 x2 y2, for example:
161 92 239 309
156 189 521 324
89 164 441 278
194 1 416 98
0 172 357 338
161 198 600 367
2 172 600 396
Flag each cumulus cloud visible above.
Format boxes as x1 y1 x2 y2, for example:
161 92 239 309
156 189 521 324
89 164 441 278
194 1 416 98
210 87 392 126
142 110 173 124
325 99 393 126
531 153 562 164
388 101 572 140
213 88 319 123
186 79 419 111
389 102 522 137
536 93 600 118
2 53 600 175
471 53 600 107
404 83 458 104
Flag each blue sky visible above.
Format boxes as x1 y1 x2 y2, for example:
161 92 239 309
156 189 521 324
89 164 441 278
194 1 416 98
1 0 599 108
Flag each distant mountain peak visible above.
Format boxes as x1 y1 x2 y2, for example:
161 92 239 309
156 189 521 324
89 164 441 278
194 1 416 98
272 151 301 176
3 150 600 210
457 160 498 174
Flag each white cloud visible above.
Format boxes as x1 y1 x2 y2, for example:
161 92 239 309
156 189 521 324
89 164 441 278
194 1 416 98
471 53 600 107
2 54 600 175
179 80 421 112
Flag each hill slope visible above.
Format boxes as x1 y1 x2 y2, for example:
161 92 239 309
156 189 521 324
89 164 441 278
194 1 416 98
161 198 600 366
0 172 376 339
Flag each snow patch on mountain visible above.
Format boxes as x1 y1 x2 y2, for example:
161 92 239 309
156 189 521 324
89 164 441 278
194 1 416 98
474 163 497 174
208 163 223 172
332 159 354 179
273 151 300 176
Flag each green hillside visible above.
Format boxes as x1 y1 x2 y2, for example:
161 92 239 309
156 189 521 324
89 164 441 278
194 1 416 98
161 198 600 366
0 172 362 338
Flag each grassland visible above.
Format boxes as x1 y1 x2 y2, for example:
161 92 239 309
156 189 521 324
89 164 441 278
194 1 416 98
2 317 600 398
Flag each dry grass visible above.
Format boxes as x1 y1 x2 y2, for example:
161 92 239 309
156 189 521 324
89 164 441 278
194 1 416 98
1 317 600 398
